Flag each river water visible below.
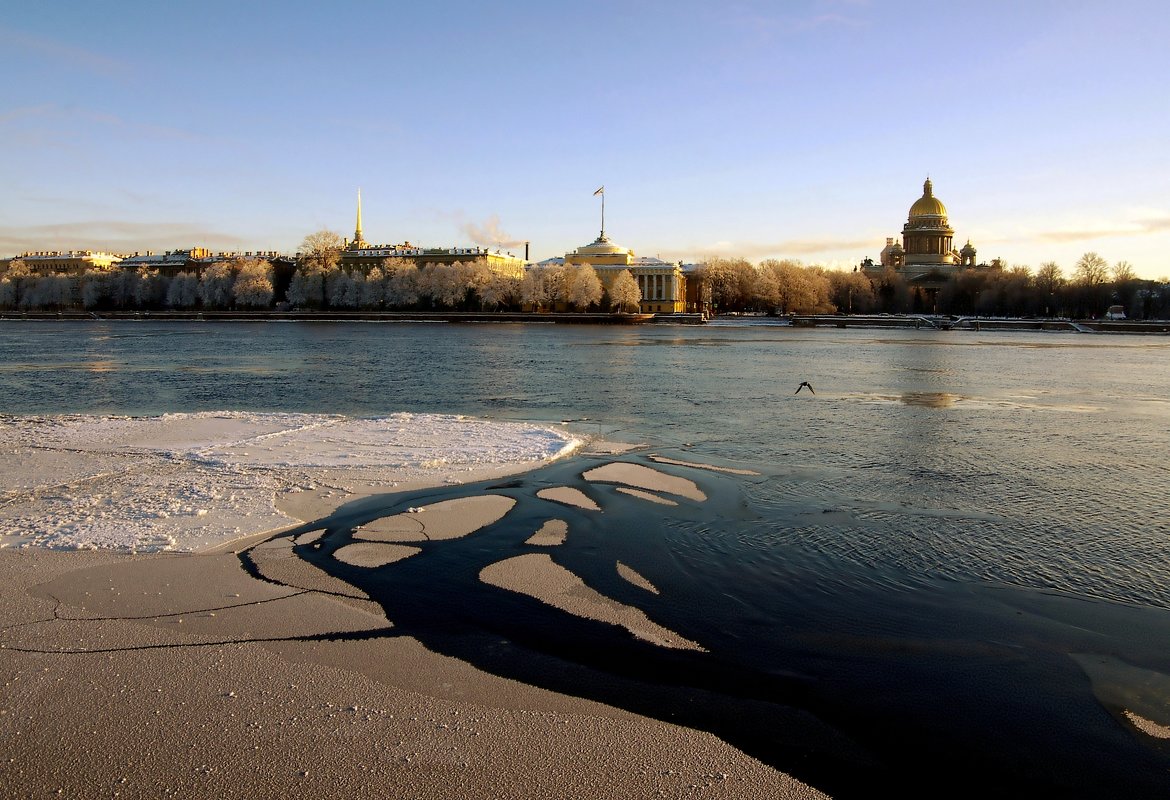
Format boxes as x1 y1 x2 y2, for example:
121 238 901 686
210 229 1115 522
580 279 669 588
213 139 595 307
2 319 1169 797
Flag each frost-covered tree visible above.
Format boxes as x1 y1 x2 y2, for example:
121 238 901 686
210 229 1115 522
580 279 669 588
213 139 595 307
80 270 108 309
17 276 43 309
166 272 200 308
107 269 138 309
421 264 469 309
357 266 385 309
697 257 755 312
0 278 16 308
286 264 324 308
609 269 641 312
2 258 30 278
478 273 520 310
299 229 344 274
519 267 549 310
286 230 344 309
20 274 74 309
566 263 602 310
325 269 359 308
1 259 30 306
758 259 833 314
383 258 420 308
200 262 236 309
134 267 166 308
233 259 274 308
827 269 876 314
544 265 570 306
462 259 494 300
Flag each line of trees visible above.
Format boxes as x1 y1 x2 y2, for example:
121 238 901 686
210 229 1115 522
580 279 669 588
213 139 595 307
0 229 647 314
280 258 632 312
0 256 275 311
697 257 858 315
281 229 640 313
4 232 1165 319
0 256 636 314
696 253 1170 319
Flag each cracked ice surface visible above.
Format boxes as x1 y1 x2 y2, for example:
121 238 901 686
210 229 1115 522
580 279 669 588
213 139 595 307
0 412 581 553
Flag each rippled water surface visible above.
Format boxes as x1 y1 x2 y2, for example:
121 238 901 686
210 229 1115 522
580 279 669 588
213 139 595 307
3 319 1170 797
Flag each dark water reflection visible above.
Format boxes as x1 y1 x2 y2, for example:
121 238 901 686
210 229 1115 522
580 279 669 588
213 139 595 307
3 320 1170 797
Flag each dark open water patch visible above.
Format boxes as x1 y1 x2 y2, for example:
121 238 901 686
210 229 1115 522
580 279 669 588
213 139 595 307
245 451 1170 799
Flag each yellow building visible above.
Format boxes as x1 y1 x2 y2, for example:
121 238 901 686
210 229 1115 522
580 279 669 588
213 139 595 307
341 244 526 278
338 190 525 278
2 250 123 275
118 247 215 277
562 223 687 315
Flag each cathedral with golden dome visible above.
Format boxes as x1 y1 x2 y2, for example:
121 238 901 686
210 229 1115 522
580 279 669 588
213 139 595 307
865 178 983 284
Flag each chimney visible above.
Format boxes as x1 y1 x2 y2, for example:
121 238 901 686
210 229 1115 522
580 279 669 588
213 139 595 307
524 241 530 261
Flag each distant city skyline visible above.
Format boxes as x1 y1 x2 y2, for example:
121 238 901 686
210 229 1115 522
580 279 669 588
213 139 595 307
3 1 1168 278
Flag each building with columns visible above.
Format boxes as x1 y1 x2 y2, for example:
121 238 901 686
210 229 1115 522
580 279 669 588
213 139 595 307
561 233 688 314
560 188 690 314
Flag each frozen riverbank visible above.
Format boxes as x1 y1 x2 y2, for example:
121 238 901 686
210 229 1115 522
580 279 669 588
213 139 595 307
0 411 581 552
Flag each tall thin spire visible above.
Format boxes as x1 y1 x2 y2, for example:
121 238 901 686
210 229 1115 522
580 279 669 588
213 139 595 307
353 188 366 248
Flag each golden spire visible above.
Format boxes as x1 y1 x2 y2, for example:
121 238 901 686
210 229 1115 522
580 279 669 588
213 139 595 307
354 188 366 248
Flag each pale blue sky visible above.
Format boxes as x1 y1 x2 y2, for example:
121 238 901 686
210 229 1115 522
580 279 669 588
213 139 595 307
3 0 1168 278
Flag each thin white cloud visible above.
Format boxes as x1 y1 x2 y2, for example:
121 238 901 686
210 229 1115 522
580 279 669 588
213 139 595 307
1030 215 1170 244
0 105 58 126
725 1 869 39
0 103 205 144
659 236 875 262
0 27 128 77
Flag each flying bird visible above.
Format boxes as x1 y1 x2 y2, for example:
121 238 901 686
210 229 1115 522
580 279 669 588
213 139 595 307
795 381 815 395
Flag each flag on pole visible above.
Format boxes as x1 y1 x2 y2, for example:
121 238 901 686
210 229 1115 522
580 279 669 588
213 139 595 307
593 186 604 196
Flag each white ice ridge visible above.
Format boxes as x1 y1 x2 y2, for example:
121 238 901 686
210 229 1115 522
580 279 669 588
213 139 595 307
0 412 582 553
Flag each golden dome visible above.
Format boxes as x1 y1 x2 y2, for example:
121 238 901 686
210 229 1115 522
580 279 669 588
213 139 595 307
909 178 948 218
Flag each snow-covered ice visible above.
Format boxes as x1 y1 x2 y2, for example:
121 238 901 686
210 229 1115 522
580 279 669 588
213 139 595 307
0 412 582 552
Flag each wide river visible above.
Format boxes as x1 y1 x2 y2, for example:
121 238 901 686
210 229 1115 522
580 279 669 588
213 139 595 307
3 319 1169 797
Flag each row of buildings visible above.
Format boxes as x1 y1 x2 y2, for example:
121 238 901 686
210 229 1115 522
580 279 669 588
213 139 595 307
2 180 996 315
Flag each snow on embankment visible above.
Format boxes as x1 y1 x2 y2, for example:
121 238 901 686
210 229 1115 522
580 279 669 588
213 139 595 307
0 412 581 553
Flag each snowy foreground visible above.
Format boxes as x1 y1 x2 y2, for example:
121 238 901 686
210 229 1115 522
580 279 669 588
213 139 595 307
0 412 582 552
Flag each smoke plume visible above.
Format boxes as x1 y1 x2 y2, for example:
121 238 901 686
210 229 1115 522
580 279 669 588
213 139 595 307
460 214 525 250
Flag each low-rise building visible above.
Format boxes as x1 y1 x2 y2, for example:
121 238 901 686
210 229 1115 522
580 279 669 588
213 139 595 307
117 247 215 278
118 248 293 279
340 243 526 279
337 190 526 278
2 250 123 275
